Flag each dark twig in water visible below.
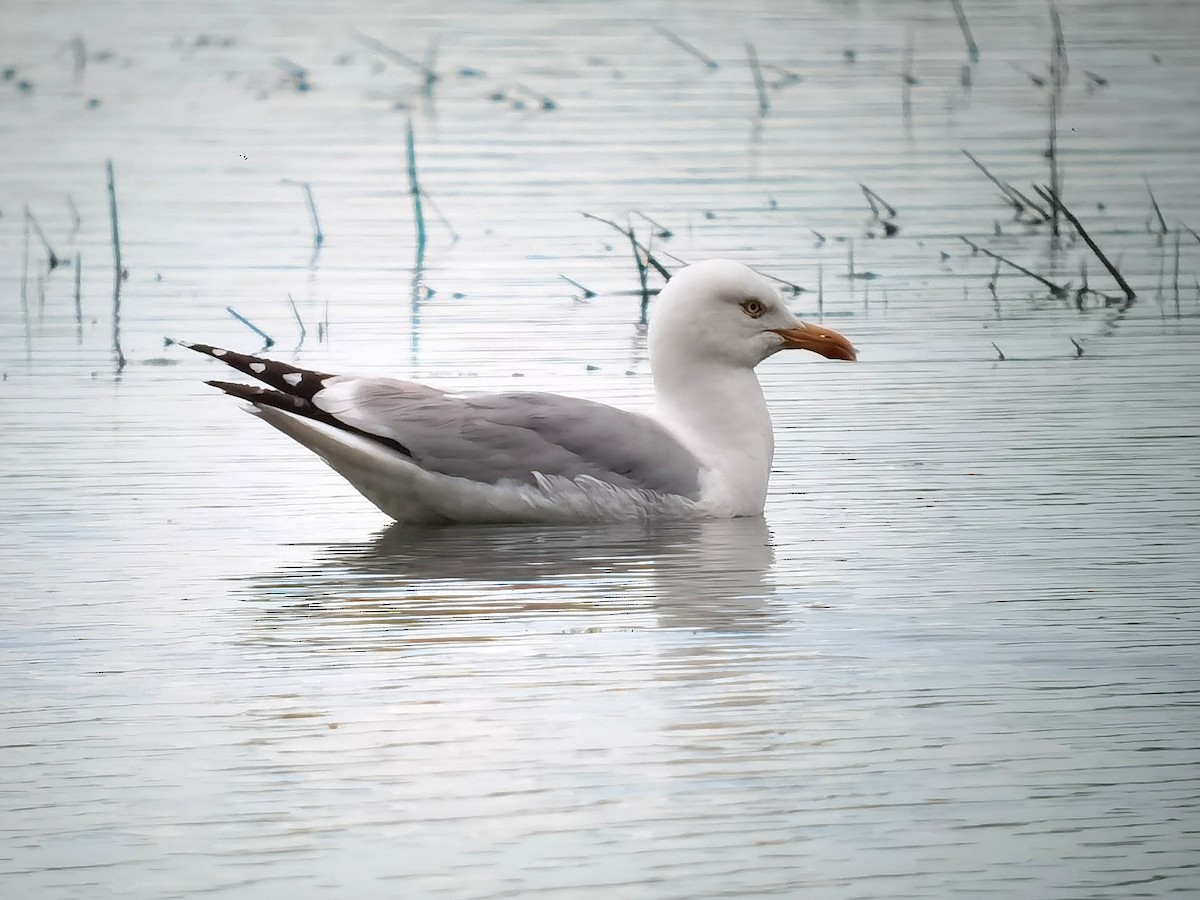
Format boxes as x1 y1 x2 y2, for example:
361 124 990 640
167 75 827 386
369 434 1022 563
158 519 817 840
650 24 719 70
580 212 671 279
70 36 86 78
512 82 557 110
105 160 126 371
1006 184 1051 222
301 183 322 246
633 211 673 239
991 342 1006 361
73 253 82 345
420 191 459 243
950 0 979 62
759 271 806 296
1070 337 1084 357
1182 223 1200 244
1032 185 1136 303
1075 257 1089 309
1144 177 1169 235
900 30 916 125
629 227 651 325
958 235 1068 298
1050 3 1069 88
282 179 324 247
24 207 60 269
859 183 897 219
422 37 439 97
275 58 311 92
1047 90 1060 238
288 293 307 346
961 150 1024 212
1010 62 1047 87
559 275 596 299
66 193 81 236
20 210 31 363
811 229 826 248
350 29 438 88
817 262 824 320
226 306 275 349
406 118 427 267
746 42 769 116
655 248 692 269
1048 5 1067 240
1173 229 1181 318
763 62 802 89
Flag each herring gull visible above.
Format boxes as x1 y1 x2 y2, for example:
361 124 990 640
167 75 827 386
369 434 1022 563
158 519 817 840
186 259 856 524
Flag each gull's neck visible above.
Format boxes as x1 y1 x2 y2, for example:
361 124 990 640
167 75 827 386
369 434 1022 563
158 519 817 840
652 352 774 516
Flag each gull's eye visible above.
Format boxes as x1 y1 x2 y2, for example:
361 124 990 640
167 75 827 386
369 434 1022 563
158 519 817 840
741 299 766 318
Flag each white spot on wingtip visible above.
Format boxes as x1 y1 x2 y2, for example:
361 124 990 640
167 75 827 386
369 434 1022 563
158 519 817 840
212 348 227 357
283 372 302 386
249 362 266 374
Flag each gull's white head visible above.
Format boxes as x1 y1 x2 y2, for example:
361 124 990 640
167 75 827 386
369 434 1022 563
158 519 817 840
649 259 857 370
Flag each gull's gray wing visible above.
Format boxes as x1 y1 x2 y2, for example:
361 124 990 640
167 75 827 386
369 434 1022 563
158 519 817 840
315 377 703 499
186 343 702 500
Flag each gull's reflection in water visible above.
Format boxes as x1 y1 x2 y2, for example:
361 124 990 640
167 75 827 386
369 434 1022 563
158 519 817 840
244 516 782 643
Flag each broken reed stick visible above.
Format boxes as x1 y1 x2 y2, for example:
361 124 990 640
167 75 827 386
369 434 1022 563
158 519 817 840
1144 178 1169 235
1048 89 1060 238
1006 184 1051 222
759 270 805 295
958 235 1067 297
950 0 979 62
226 306 275 348
632 211 673 239
288 293 307 345
105 160 126 371
282 179 324 247
817 261 824 320
859 183 897 219
302 183 323 246
420 190 460 243
405 118 426 267
961 150 1025 212
1048 5 1067 240
746 42 769 116
991 341 1006 361
559 275 596 299
511 82 557 111
422 37 438 97
20 208 31 361
580 212 671 279
1032 185 1136 302
1050 3 1068 89
66 193 81 235
1173 230 1181 318
25 207 60 268
650 24 719 70
629 228 650 325
655 247 691 268
900 29 916 127
1070 337 1084 357
73 252 82 345
350 29 438 87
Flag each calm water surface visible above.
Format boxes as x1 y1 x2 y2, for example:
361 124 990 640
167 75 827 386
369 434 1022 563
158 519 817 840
2 1 1198 897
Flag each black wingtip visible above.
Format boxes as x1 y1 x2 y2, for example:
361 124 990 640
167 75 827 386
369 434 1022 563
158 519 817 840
203 379 413 458
185 342 332 401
